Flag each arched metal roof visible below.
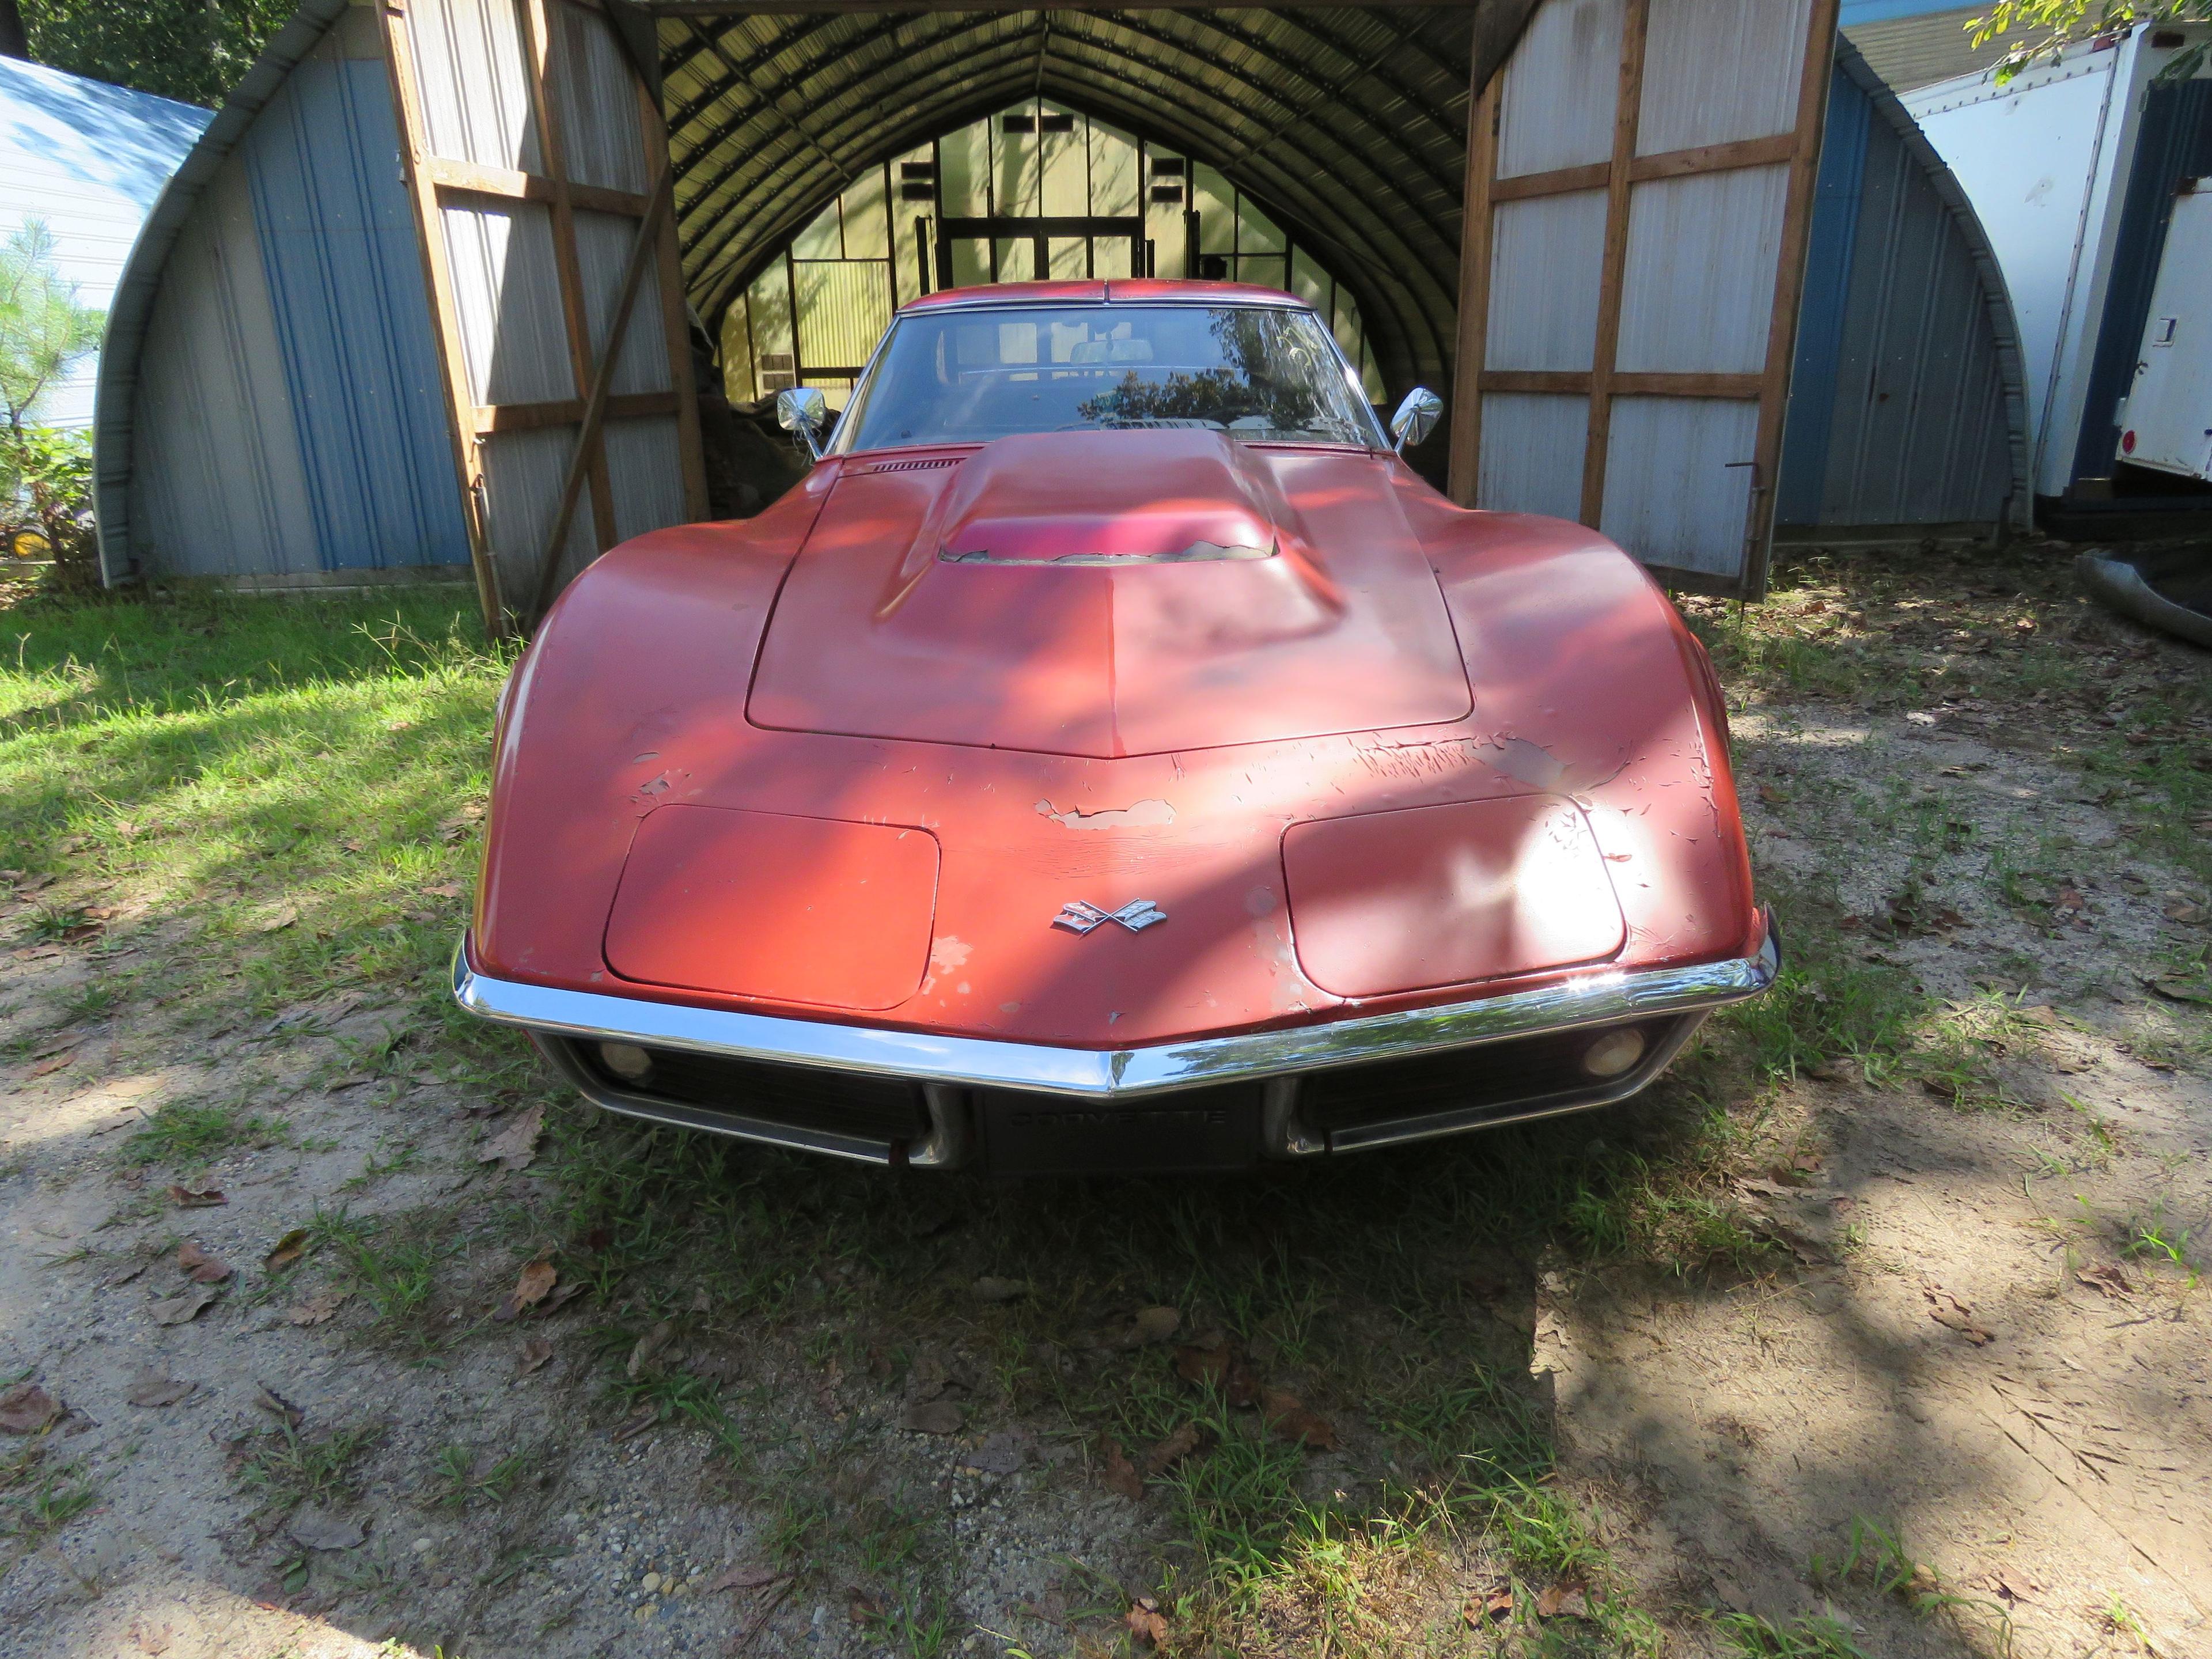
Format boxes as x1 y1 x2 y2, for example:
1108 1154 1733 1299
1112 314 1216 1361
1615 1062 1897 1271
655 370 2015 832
656 2 1543 389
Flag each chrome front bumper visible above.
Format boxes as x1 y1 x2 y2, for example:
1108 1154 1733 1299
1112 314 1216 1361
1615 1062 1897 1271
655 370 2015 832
452 912 1779 1168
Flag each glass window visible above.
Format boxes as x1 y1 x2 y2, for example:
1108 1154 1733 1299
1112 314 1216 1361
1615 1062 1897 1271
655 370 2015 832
842 304 1382 451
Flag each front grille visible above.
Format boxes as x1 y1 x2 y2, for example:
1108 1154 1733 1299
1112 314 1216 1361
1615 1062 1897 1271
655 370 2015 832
563 1040 929 1145
1298 1018 1681 1137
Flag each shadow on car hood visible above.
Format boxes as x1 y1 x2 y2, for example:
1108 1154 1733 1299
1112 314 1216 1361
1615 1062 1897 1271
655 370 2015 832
747 429 1472 759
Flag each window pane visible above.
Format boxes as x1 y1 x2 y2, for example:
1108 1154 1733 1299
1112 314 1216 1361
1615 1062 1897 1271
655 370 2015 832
842 165 890 260
791 200 841 262
1048 236 1088 279
720 294 755 402
1089 123 1139 217
1237 255 1287 293
940 122 990 216
995 237 1035 281
1191 164 1235 253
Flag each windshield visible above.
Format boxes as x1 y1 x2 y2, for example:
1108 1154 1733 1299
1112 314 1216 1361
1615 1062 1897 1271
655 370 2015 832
838 304 1382 453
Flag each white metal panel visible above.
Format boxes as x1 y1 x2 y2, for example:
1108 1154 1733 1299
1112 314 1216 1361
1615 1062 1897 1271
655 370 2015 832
1496 0 1623 178
1638 0 1813 153
440 199 575 405
2115 184 2212 483
574 207 672 396
1478 392 1589 520
551 0 649 194
1904 41 2136 495
603 415 690 543
480 425 597 597
126 156 317 578
1486 190 1607 372
1616 164 1789 374
0 57 207 429
1599 395 1759 575
403 0 543 172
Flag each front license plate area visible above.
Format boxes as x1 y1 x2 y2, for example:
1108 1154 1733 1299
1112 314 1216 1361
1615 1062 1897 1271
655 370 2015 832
976 1085 1264 1175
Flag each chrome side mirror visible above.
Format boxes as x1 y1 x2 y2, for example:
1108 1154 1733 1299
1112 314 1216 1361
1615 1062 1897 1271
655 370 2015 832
776 386 830 460
1389 387 1443 453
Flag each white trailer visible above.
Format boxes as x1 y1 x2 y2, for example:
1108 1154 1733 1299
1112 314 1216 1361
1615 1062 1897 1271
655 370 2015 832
2116 180 2212 484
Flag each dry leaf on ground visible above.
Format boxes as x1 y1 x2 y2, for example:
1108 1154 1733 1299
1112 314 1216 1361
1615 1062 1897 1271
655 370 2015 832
1173 1339 1259 1407
626 1319 675 1378
476 1102 545 1172
165 1183 226 1209
517 1336 556 1376
969 1275 1029 1303
0 1383 63 1434
1535 1582 1590 1619
126 1372 195 1408
1143 1421 1207 1476
287 1508 366 1551
263 1229 309 1272
2076 1263 2133 1299
254 903 299 933
1924 1286 1995 1344
1124 1601 1169 1649
148 1284 221 1326
1464 1583 1516 1625
900 1400 963 1435
1260 1388 1339 1451
610 1403 658 1442
494 1257 559 1321
28 1048 76 1078
1100 1437 1143 1500
255 1385 306 1429
1129 1305 1180 1344
287 1290 348 1327
176 1241 232 1284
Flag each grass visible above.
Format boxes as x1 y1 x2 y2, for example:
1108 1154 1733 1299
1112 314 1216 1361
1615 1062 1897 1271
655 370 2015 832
0 1441 99 1547
6 562 2201 1652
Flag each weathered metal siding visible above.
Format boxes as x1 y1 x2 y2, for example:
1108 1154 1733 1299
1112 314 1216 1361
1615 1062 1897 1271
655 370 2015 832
247 33 469 571
105 1 471 582
0 56 207 431
1777 44 2028 528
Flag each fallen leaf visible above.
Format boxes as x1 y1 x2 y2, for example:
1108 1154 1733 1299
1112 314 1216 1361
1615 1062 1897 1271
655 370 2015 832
2075 1263 2132 1299
287 1508 366 1551
476 1103 544 1173
128 1619 172 1654
969 1275 1029 1303
1260 1388 1339 1451
0 1383 62 1434
256 1384 306 1429
493 1257 559 1322
165 1183 226 1209
176 1241 232 1284
1535 1582 1590 1619
287 1290 348 1326
1755 784 1790 806
847 1590 883 1626
1974 1566 2043 1606
2145 978 2212 1004
2053 886 2086 915
1464 1584 1516 1625
2163 897 2205 925
1124 1601 1170 1649
900 1400 963 1435
254 903 299 933
1100 1436 1143 1500
626 1319 675 1378
516 1336 555 1376
28 1048 77 1078
1130 1305 1181 1344
423 882 464 900
610 1402 658 1442
263 1229 309 1272
1923 1286 1994 1344
703 1561 786 1594
148 1284 221 1326
1172 1339 1259 1408
1143 1421 1207 1476
125 1371 195 1408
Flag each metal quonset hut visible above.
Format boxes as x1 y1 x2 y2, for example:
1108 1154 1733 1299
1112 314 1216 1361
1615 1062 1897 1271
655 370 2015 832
94 0 2032 620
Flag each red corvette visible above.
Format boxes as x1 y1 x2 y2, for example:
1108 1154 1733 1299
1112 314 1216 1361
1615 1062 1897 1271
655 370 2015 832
456 280 1776 1173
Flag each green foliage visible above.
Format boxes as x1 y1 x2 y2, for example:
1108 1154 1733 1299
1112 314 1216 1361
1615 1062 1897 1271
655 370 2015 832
21 0 292 107
0 222 102 591
1972 1 2212 80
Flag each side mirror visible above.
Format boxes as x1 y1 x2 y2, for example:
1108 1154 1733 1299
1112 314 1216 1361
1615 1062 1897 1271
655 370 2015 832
1389 387 1443 453
775 386 830 460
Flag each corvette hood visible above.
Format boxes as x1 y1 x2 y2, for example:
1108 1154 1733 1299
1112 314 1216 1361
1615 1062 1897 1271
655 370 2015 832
747 429 1471 757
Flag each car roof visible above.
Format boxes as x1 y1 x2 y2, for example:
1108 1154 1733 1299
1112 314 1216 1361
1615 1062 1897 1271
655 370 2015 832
897 278 1306 313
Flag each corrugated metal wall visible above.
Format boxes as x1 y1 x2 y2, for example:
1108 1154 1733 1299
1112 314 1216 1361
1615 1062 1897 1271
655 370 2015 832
1775 43 2027 529
121 5 469 582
